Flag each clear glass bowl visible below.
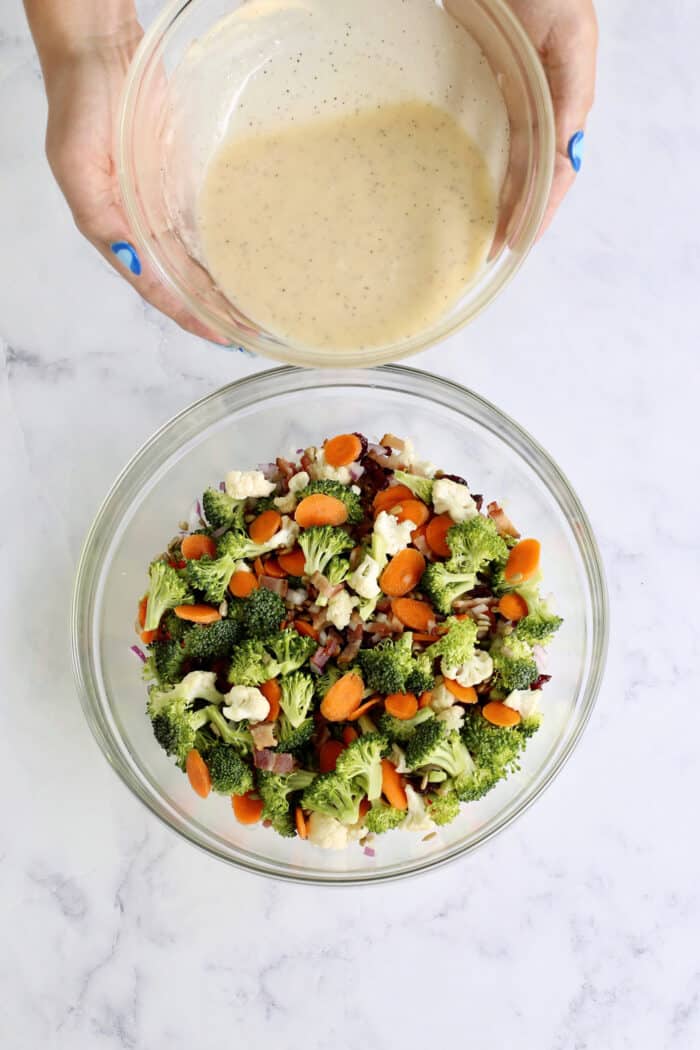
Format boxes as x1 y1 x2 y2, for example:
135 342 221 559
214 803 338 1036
72 367 608 883
118 0 555 366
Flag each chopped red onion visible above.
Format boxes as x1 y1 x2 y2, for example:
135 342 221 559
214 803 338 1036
348 462 365 482
259 462 278 481
363 846 376 857
533 645 548 673
310 645 331 673
219 481 226 492
130 645 147 663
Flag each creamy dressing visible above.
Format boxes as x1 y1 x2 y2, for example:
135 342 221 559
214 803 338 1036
193 0 510 350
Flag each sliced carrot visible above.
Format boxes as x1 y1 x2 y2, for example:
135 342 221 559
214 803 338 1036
380 549 426 597
319 738 346 773
140 628 159 645
358 797 371 819
229 570 258 598
324 433 363 467
253 557 265 577
249 509 282 544
391 597 436 632
295 494 348 528
411 522 429 545
138 596 148 629
261 557 287 579
295 806 308 839
278 547 306 576
504 538 541 584
181 534 217 561
372 484 414 516
390 499 430 528
498 592 529 621
425 514 453 558
293 619 320 642
320 672 364 721
260 678 281 722
342 725 359 746
174 604 221 624
346 697 383 721
186 749 211 798
232 792 265 824
482 701 521 727
385 692 419 720
418 690 434 709
412 632 441 644
444 679 478 703
381 759 408 810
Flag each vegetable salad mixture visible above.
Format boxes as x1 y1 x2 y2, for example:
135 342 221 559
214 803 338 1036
135 433 562 850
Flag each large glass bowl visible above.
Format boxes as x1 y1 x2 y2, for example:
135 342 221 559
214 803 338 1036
72 367 607 883
118 0 555 366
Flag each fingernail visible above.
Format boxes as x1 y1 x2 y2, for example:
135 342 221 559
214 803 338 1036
567 131 585 173
110 241 142 276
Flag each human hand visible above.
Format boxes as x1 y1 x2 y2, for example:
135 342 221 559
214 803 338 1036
507 0 598 234
33 13 224 341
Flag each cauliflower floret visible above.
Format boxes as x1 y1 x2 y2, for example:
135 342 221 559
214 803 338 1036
373 510 414 557
224 470 276 501
273 492 297 514
308 448 352 484
326 588 359 630
436 706 465 733
268 515 299 551
402 785 436 833
222 685 270 724
175 671 223 705
390 743 410 774
289 470 310 493
429 680 456 712
347 555 383 599
442 648 494 687
307 812 351 850
432 478 479 523
504 689 541 719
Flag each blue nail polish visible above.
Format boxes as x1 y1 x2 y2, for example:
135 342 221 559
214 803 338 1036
223 345 257 357
567 131 585 173
110 241 142 276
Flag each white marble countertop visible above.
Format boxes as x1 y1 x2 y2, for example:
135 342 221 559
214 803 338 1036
2 3 699 1048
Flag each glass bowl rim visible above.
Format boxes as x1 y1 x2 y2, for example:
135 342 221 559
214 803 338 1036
117 0 556 366
71 365 609 885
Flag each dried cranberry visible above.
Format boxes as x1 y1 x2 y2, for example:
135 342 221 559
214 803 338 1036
531 674 552 691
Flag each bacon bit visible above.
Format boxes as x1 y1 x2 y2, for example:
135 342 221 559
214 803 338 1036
487 500 521 539
259 575 289 597
338 623 364 666
300 452 313 472
251 724 277 750
253 749 295 774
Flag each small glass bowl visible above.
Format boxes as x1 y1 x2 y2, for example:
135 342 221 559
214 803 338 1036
118 0 554 365
72 367 608 884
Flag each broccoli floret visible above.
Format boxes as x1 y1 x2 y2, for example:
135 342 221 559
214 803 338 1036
298 479 363 524
205 705 254 754
426 790 461 826
242 587 286 639
258 770 316 837
446 515 509 574
452 705 537 800
160 610 191 642
186 555 236 605
266 629 317 677
298 526 353 577
376 707 435 742
364 800 406 834
301 771 364 825
277 716 315 755
335 733 389 801
185 615 243 662
150 638 190 685
144 560 194 631
206 743 254 795
425 616 478 669
405 719 473 778
279 671 315 729
202 488 245 531
217 528 285 563
325 556 350 587
228 638 276 687
490 634 538 692
420 562 477 615
357 633 415 695
147 671 223 763
393 469 434 506
513 589 563 646
405 651 435 695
